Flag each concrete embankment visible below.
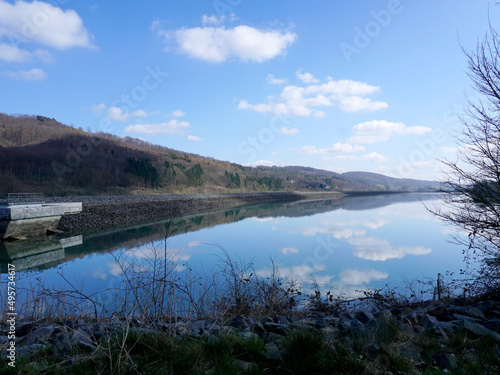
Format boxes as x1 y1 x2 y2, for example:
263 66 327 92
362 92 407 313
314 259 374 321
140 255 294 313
54 191 344 234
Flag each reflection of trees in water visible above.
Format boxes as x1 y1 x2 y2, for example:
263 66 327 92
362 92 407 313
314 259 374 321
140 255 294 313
6 193 440 272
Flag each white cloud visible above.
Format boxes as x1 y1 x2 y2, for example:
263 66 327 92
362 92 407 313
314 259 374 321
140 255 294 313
348 120 432 144
172 109 186 118
0 42 31 62
33 49 55 63
90 104 149 122
280 247 299 255
277 126 298 135
339 96 388 112
245 160 276 167
266 73 287 85
125 120 190 135
201 14 225 26
348 237 432 261
339 269 388 285
239 78 388 117
159 25 296 63
296 70 319 83
300 142 366 155
2 67 46 81
0 0 95 50
107 107 148 121
187 135 203 141
361 152 389 162
91 103 106 113
201 13 236 26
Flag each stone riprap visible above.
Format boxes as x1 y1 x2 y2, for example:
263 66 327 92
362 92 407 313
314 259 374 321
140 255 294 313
51 192 343 233
2 299 500 371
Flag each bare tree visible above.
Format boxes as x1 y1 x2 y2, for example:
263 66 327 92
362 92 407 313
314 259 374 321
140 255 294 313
435 24 500 294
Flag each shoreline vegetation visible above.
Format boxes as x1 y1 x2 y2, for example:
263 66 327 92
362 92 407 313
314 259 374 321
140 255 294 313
1 223 499 374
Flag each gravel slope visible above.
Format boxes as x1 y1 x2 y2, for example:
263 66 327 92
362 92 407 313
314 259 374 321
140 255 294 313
55 192 343 233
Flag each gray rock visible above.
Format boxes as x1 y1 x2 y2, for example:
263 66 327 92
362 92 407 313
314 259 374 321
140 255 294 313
227 315 249 330
249 319 266 333
376 309 392 321
475 300 496 314
356 310 374 324
207 324 222 335
295 318 317 327
70 328 96 351
264 322 287 335
338 320 351 332
323 316 340 327
435 321 458 334
434 353 458 370
428 326 449 342
403 311 419 326
264 342 282 360
399 342 422 363
315 318 328 329
462 320 500 341
17 325 54 346
0 336 8 345
276 316 291 326
453 306 485 320
483 318 500 332
427 305 448 318
52 327 72 354
452 313 478 323
261 332 283 343
16 343 46 359
421 314 440 329
16 322 35 337
188 320 206 333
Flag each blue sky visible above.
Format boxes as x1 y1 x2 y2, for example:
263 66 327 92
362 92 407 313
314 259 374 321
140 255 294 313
0 0 497 180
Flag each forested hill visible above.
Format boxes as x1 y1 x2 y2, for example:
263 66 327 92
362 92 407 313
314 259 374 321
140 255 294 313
0 114 441 195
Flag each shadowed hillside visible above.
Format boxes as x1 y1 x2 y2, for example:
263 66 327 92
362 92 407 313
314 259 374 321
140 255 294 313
0 113 441 195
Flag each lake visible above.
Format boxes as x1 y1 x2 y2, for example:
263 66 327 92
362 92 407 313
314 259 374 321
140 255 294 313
1 193 469 317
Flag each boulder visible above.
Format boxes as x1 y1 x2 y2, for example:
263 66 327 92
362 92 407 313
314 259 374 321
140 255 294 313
17 325 54 346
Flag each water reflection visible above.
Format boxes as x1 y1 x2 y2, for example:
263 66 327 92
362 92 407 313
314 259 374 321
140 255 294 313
2 193 463 302
0 235 82 272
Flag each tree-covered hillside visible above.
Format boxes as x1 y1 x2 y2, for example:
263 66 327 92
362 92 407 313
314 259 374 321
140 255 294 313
0 114 441 195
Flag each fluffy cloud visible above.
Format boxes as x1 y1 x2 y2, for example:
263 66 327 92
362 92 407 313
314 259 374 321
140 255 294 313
0 0 94 63
2 67 46 81
159 24 296 63
296 70 319 83
339 96 389 112
300 142 366 155
277 126 298 135
91 104 150 122
125 120 190 135
201 13 237 26
348 120 432 144
339 269 388 285
172 109 186 118
107 107 147 122
280 247 299 255
266 73 287 85
239 77 388 117
348 237 432 261
187 135 203 141
0 42 31 62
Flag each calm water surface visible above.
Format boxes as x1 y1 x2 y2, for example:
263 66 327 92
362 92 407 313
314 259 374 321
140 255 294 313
2 193 467 310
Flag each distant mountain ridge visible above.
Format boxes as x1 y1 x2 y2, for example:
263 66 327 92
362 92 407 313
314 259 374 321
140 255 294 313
0 113 441 195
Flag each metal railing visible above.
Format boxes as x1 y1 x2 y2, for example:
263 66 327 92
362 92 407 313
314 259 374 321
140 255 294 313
0 193 45 205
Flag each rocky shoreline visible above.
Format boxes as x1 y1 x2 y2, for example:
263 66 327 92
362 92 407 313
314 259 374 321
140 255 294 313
53 191 344 234
2 299 500 373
